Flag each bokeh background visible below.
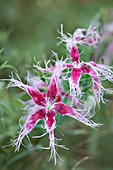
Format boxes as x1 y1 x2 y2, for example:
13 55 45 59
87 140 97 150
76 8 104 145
0 0 113 170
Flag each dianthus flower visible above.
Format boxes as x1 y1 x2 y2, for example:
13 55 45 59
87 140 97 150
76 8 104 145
59 24 113 104
6 61 100 164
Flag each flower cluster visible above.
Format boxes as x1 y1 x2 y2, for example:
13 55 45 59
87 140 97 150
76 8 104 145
6 24 113 164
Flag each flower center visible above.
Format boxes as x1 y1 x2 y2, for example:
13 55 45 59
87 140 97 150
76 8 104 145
46 97 58 110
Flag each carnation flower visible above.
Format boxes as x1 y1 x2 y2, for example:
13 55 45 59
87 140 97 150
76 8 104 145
6 65 100 164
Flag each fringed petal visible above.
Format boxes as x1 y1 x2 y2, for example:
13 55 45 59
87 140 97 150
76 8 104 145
27 87 46 106
12 109 46 152
81 62 113 104
44 110 68 164
89 61 113 83
45 110 58 164
54 102 101 128
89 69 105 104
7 74 46 107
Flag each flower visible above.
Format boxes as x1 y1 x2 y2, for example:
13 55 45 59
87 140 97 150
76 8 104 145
7 65 100 164
57 25 113 105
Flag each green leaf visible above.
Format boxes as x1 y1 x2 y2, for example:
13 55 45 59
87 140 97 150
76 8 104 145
0 61 16 71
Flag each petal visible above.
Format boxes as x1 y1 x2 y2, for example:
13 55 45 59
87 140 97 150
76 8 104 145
13 109 46 152
27 87 46 106
45 110 58 164
7 75 46 107
71 68 82 84
69 46 80 63
47 130 58 164
54 102 73 116
81 63 105 104
89 70 105 104
26 109 46 130
47 61 63 102
89 61 113 83
46 110 56 129
81 62 105 104
69 68 82 95
44 109 67 164
47 78 58 102
54 102 100 128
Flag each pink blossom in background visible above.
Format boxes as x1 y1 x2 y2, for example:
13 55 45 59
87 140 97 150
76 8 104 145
57 25 113 104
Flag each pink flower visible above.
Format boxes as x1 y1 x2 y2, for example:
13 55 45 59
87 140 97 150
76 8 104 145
7 68 100 164
57 25 113 104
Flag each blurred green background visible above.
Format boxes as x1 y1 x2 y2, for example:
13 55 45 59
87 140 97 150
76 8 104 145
1 0 113 170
